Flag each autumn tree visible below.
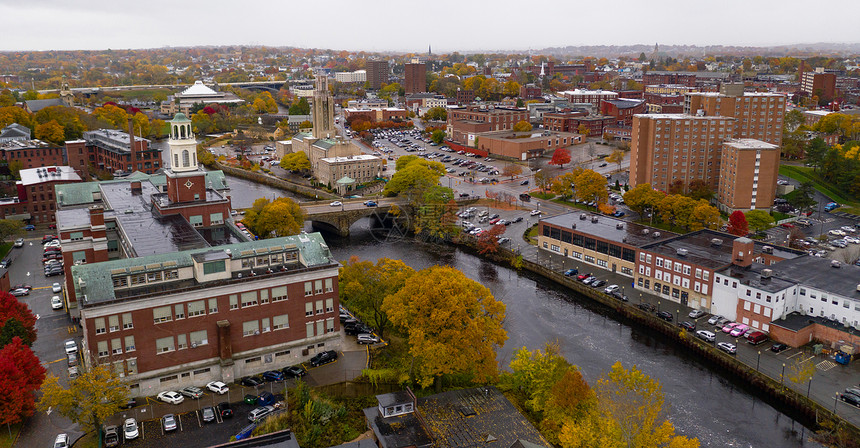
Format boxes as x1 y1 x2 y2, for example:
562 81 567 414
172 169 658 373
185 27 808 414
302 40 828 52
687 179 714 201
502 164 523 179
513 120 533 132
415 199 459 240
279 151 311 172
242 197 304 238
0 337 46 426
591 362 700 448
605 149 625 172
424 107 447 121
688 201 720 231
430 129 445 144
745 209 773 233
534 171 552 194
577 124 590 137
0 292 37 346
383 266 507 389
623 184 663 220
339 257 415 339
0 106 32 130
727 210 749 236
574 169 609 205
384 157 449 206
550 172 578 199
39 364 128 446
476 224 506 255
35 120 65 144
549 148 572 168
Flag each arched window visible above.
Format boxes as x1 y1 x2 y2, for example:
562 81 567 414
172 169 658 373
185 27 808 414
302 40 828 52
182 150 190 166
174 154 179 168
173 125 178 139
180 125 186 139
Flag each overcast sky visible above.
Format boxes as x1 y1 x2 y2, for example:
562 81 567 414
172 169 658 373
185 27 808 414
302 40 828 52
1 0 858 53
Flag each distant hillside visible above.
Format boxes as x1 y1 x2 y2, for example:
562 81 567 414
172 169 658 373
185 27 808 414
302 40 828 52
529 43 860 58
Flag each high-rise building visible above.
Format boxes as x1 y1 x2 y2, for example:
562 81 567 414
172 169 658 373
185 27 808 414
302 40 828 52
629 114 735 191
800 70 837 104
312 75 336 139
404 62 426 95
718 139 781 212
366 60 388 90
684 85 785 146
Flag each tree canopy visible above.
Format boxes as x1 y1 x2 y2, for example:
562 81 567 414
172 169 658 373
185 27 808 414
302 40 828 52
0 292 37 346
279 150 311 172
0 337 45 426
383 157 450 205
383 265 507 388
338 256 415 339
727 211 749 236
549 148 572 168
241 197 305 238
745 209 773 233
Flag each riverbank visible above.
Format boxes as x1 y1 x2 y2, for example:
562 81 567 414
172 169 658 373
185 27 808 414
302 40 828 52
448 235 860 444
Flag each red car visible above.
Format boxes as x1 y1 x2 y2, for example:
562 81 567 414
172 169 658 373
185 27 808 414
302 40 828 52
577 273 592 281
780 223 795 229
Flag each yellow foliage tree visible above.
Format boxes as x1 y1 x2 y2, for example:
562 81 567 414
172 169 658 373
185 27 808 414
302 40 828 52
383 265 507 388
242 197 304 238
339 256 415 339
35 120 65 144
513 120 533 132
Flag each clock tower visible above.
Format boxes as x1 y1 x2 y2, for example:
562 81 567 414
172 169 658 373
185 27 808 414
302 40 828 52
165 113 206 203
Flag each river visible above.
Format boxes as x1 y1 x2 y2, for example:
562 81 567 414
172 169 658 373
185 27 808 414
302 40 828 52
325 221 822 448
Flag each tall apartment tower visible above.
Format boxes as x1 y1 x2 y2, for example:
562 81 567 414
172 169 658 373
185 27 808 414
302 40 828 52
629 114 734 191
312 75 336 139
718 139 781 212
404 62 427 95
366 60 389 90
684 85 786 146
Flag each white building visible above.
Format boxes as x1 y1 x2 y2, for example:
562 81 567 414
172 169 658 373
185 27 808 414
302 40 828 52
334 70 367 84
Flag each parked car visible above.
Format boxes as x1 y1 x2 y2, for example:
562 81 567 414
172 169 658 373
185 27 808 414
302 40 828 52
688 310 706 319
181 386 204 399
730 324 750 337
261 370 285 382
707 315 724 325
679 321 696 331
722 322 739 333
591 279 607 288
103 425 120 448
243 394 258 405
123 418 139 440
310 350 338 367
157 391 185 405
248 405 276 422
161 414 178 431
257 391 276 406
656 311 673 321
610 291 629 302
717 342 737 354
52 282 62 293
713 317 731 327
23 224 35 231
51 295 63 310
54 434 69 448
357 333 380 344
206 381 229 395
530 210 542 216
119 398 137 409
329 201 343 207
282 365 307 378
13 238 23 247
63 339 77 355
217 402 234 418
11 284 32 291
563 268 578 277
345 323 372 336
240 376 264 387
637 303 656 312
202 406 216 423
771 343 789 353
841 392 860 408
9 287 28 296
696 330 716 342
604 284 620 294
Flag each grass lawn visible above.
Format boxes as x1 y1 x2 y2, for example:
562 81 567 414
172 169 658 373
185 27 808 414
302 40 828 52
530 192 555 200
779 165 857 206
770 211 791 221
0 242 11 261
0 423 21 448
525 225 539 245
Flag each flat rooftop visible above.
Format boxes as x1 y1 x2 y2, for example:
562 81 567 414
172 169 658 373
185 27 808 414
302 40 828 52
724 139 779 150
641 229 802 270
541 212 679 247
20 166 81 186
766 255 860 300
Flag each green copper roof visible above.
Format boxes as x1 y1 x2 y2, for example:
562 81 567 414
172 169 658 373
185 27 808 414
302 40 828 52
55 171 229 206
170 113 191 123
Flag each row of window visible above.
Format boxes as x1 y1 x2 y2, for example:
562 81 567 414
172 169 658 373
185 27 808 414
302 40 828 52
542 225 635 262
242 314 291 336
155 330 209 354
113 269 180 288
97 335 136 357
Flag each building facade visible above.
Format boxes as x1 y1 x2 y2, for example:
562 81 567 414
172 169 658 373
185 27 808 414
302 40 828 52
317 154 384 193
717 139 780 212
684 85 786 146
17 166 82 224
66 128 162 178
476 131 582 161
334 70 367 84
446 105 529 145
801 70 837 103
0 139 65 169
560 89 618 108
366 60 389 90
600 99 647 126
404 62 427 95
312 75 337 139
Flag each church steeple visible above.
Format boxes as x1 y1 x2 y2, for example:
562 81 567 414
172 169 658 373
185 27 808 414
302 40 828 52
168 113 197 173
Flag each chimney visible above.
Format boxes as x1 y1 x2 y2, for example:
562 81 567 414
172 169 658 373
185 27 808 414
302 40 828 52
89 204 105 227
130 181 142 195
127 117 136 152
732 237 755 268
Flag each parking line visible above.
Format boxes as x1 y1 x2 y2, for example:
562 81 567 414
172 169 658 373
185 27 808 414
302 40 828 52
178 414 184 432
196 410 202 428
42 357 66 366
786 351 804 360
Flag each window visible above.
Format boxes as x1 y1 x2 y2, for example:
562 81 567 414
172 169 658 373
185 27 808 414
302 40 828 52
174 304 185 320
306 322 314 338
203 260 225 274
262 318 270 333
190 330 208 347
229 294 238 310
272 286 288 302
596 259 608 268
674 263 682 273
304 282 313 296
177 334 187 350
130 274 146 286
156 336 174 354
190 215 203 227
584 255 594 263
315 280 323 294
241 292 258 308
683 266 691 275
326 318 335 333
305 302 313 317
122 313 133 330
703 271 710 281
243 320 260 337
210 212 223 225
153 306 171 324
260 289 269 305
317 320 325 336
207 298 218 314
95 317 106 334
325 278 333 292
98 341 109 358
273 314 289 330
188 300 205 317
165 270 179 280
70 231 84 241
316 300 324 315
113 277 128 288
147 271 161 283
108 315 119 332
326 298 334 313
656 258 663 267
124 335 135 352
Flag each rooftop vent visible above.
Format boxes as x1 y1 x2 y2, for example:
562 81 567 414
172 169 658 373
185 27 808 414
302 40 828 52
831 260 842 268
591 216 598 223
616 223 624 230
570 223 576 229
580 213 587 220
652 231 661 238
642 229 650 235
711 238 723 246
761 269 772 278
676 248 688 256
762 246 773 254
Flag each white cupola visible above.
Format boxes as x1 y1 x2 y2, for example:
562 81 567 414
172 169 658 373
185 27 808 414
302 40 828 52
168 113 197 173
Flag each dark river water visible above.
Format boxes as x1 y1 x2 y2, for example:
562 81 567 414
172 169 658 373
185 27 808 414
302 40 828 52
324 221 823 448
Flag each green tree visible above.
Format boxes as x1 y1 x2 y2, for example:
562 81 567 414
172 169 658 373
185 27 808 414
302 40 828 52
243 197 304 238
279 151 311 172
39 364 128 448
0 219 22 244
430 129 445 144
606 149 625 172
784 182 816 214
288 97 310 115
513 120 533 132
339 257 415 339
383 265 507 389
623 183 663 220
804 137 828 170
383 157 448 205
424 107 447 121
745 209 773 233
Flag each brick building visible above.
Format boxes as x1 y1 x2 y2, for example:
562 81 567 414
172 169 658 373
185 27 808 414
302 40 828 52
404 62 426 95
317 154 384 194
343 108 409 123
0 139 66 169
542 112 614 136
559 89 618 108
801 69 837 104
66 128 162 178
16 166 82 225
519 84 542 100
684 85 786 146
456 89 476 104
600 99 646 126
445 105 528 145
475 130 582 161
717 139 781 212
366 60 389 90
643 72 697 87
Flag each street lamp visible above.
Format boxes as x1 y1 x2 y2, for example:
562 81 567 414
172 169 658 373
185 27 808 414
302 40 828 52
756 351 761 371
834 393 839 413
807 379 813 398
781 363 786 385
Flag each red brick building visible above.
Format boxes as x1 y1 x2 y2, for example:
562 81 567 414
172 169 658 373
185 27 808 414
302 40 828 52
404 62 427 95
519 84 542 100
600 99 647 126
66 127 162 178
0 139 65 169
542 112 614 136
643 72 697 87
456 89 476 104
446 105 529 145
